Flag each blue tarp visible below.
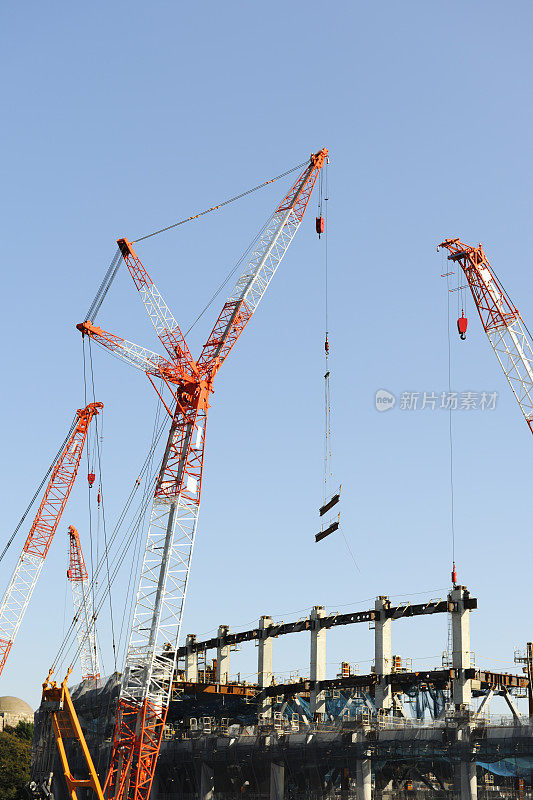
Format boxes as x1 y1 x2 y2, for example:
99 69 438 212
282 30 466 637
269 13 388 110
478 758 533 778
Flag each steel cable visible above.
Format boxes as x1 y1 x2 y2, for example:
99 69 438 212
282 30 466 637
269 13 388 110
0 415 78 565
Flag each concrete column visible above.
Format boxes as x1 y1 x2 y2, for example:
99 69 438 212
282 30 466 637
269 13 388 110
459 761 477 800
309 606 326 721
449 586 472 708
185 634 198 682
200 762 214 800
355 756 372 800
374 596 392 713
270 762 284 800
258 615 273 719
216 625 230 684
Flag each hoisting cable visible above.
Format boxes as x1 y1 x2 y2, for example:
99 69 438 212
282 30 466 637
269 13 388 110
88 338 117 671
52 408 168 674
184 213 272 335
57 460 162 677
82 161 306 326
0 415 77 564
85 247 122 323
444 253 457 586
323 166 331 504
116 392 164 662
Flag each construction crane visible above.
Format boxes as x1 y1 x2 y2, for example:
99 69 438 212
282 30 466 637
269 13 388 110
0 402 103 677
67 525 100 685
76 149 328 800
40 667 104 800
438 238 533 432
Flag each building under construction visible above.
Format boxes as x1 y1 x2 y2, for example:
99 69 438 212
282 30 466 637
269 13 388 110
32 584 533 799
1 150 532 800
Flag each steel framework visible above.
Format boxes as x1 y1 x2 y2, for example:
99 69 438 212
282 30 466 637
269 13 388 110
439 238 533 432
77 148 328 800
67 525 100 684
0 402 103 677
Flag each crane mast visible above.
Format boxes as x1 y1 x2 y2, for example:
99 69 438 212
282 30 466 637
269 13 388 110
67 525 100 685
77 149 328 800
0 402 103 677
439 238 533 432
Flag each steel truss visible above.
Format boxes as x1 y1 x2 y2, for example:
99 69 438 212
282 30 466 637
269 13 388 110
79 149 328 800
68 525 100 684
440 238 533 431
0 402 102 676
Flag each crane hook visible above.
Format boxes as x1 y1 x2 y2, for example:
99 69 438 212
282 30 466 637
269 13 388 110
457 311 468 341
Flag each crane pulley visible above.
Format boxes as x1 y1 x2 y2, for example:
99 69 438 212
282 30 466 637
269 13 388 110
75 149 328 800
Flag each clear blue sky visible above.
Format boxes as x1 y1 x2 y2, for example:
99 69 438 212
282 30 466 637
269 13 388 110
2 1 533 709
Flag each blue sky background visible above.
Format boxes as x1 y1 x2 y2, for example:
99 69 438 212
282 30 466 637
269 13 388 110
2 1 533 709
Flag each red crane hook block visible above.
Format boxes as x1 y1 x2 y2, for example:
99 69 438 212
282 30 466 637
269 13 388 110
457 313 468 341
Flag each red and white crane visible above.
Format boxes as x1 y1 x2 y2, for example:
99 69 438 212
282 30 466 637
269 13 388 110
438 238 533 432
67 525 100 685
77 148 328 800
0 402 103 677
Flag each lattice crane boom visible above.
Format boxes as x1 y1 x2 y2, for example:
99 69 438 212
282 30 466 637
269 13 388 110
76 321 178 380
77 149 328 800
0 402 103 677
197 149 327 379
67 525 100 685
439 238 533 432
117 238 197 377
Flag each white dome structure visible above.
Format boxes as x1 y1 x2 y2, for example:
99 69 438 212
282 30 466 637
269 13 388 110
0 695 33 731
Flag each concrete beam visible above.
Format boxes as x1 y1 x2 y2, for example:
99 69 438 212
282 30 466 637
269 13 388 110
258 615 273 719
459 761 477 800
309 606 326 720
200 762 214 800
449 586 472 708
185 634 198 682
374 596 392 713
216 625 230 684
270 762 284 800
356 756 372 800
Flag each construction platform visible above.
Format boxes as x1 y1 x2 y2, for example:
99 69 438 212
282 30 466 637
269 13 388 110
31 585 533 799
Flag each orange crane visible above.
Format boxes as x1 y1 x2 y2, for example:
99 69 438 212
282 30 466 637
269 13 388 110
76 149 328 800
438 238 533 431
67 525 100 685
0 402 103 677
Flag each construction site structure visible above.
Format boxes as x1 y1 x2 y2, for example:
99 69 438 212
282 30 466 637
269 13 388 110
75 149 329 800
32 584 533 799
0 402 103 677
67 525 100 685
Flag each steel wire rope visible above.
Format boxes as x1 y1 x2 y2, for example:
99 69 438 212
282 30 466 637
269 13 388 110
60 471 161 675
445 255 456 567
116 389 165 663
131 161 306 243
83 161 306 324
183 213 273 336
55 476 156 675
52 411 169 674
54 454 157 670
0 415 77 564
88 339 117 672
82 337 101 682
